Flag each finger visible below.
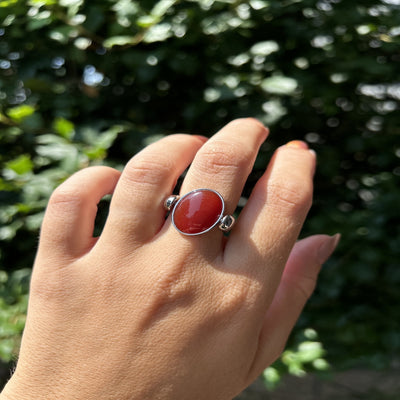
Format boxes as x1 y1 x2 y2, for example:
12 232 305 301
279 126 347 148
248 234 340 380
100 134 206 245
38 166 121 260
181 118 268 212
175 118 268 249
226 142 316 282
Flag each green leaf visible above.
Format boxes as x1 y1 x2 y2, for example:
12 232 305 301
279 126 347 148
5 155 34 175
288 363 307 377
95 125 125 149
137 0 176 28
262 367 281 390
59 0 84 18
0 0 18 8
112 0 140 27
83 125 124 160
261 76 298 95
249 0 269 10
6 105 35 123
53 117 75 139
27 12 53 31
137 15 158 28
151 0 177 18
103 35 140 48
297 341 324 363
0 339 14 362
49 26 78 44
0 112 12 124
250 40 279 56
304 328 318 340
313 358 330 371
35 134 80 165
59 0 82 7
260 99 287 125
28 0 57 4
0 271 8 284
143 23 172 43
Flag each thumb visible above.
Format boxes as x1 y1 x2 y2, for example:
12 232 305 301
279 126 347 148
281 233 341 298
248 233 340 380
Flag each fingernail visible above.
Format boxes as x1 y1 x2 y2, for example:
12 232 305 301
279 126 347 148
308 149 317 158
286 140 309 149
193 135 209 143
317 233 341 264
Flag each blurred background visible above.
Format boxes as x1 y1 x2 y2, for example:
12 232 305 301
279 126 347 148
0 1 399 398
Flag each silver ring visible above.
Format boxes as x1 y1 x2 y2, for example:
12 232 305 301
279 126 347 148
164 189 235 236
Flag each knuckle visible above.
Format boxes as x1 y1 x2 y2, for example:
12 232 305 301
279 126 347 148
140 261 196 325
267 178 313 216
195 140 252 177
284 274 317 303
48 185 85 211
215 276 260 316
155 267 192 302
123 154 173 188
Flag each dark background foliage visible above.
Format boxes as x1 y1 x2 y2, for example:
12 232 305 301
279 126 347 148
1 0 399 394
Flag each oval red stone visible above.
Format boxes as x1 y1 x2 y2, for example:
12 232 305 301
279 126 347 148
172 189 224 235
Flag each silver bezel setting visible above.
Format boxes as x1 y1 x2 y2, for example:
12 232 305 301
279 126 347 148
171 188 225 236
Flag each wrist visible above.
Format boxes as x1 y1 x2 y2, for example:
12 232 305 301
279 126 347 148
1 374 46 400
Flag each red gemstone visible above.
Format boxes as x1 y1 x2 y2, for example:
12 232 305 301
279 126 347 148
172 189 224 235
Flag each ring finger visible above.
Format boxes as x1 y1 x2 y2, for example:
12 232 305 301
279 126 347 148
175 118 269 249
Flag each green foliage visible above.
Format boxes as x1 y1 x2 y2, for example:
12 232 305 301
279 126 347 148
0 269 29 362
1 0 399 389
262 328 330 390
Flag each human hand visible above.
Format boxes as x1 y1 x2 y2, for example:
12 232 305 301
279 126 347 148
1 119 339 400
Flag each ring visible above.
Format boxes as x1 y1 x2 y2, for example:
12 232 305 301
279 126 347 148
164 189 235 236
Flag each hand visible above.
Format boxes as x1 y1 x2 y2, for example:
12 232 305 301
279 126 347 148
1 119 339 400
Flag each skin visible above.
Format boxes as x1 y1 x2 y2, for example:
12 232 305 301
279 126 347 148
0 118 339 400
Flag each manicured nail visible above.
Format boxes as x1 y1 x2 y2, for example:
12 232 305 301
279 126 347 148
193 135 209 143
317 233 341 265
286 140 309 149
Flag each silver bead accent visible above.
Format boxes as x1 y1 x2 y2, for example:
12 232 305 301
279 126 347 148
164 195 180 211
219 215 235 232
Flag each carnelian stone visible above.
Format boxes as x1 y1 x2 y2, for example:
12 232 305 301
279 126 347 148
173 189 224 235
